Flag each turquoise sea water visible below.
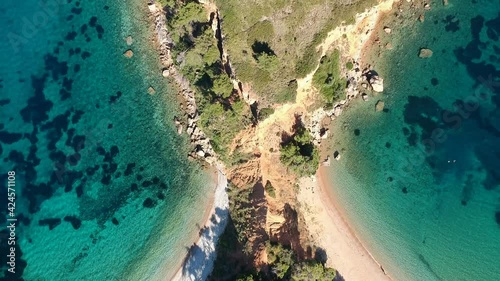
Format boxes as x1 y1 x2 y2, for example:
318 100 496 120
0 0 213 280
326 0 500 280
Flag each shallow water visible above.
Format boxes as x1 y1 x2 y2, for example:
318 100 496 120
0 0 212 280
325 0 500 280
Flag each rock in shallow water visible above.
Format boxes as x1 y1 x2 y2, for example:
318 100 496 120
370 75 384 92
333 151 341 160
419 48 433 58
376 100 385 112
125 36 133 46
123 49 133 58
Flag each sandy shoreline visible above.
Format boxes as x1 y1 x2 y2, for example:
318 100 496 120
169 165 229 281
296 0 397 280
297 169 391 281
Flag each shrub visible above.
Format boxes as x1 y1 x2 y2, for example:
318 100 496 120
211 72 234 98
258 107 275 121
280 126 319 177
267 243 295 279
264 180 276 198
312 49 346 106
228 185 254 246
345 61 354 70
256 53 279 73
247 20 274 43
290 260 337 281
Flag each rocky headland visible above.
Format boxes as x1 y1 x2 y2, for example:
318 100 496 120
144 0 416 279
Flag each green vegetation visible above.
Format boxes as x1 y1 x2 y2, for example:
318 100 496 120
264 180 276 198
345 61 354 70
290 260 337 281
267 243 295 279
216 242 337 281
162 0 252 160
159 1 367 279
280 126 320 177
312 49 346 106
267 243 336 280
209 215 256 281
228 185 255 250
210 184 259 280
215 0 377 106
258 107 275 121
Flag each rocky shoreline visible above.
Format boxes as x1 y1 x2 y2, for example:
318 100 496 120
308 59 385 146
146 2 230 280
147 1 217 164
303 2 398 148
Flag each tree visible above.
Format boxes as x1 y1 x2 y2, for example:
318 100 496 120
290 260 336 281
280 127 320 177
267 243 295 279
211 72 234 98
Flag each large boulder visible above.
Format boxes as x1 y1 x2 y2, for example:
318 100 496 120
123 49 133 58
334 105 343 116
369 75 384 92
333 151 341 161
125 36 133 46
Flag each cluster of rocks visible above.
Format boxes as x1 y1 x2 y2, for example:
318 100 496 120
148 2 174 67
147 1 216 164
307 60 386 146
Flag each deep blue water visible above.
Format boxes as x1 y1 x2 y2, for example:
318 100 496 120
0 0 211 280
325 0 500 280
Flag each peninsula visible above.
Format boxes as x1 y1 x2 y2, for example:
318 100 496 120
145 0 401 280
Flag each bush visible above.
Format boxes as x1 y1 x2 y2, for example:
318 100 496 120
211 71 234 98
198 99 251 158
290 260 337 281
280 126 319 177
228 185 254 246
345 61 354 70
256 53 280 73
267 243 295 279
312 49 346 106
264 180 276 198
258 107 275 121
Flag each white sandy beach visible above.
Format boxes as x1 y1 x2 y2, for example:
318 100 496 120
170 165 229 281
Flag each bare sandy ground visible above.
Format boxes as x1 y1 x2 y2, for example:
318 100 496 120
297 170 391 281
169 165 229 281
